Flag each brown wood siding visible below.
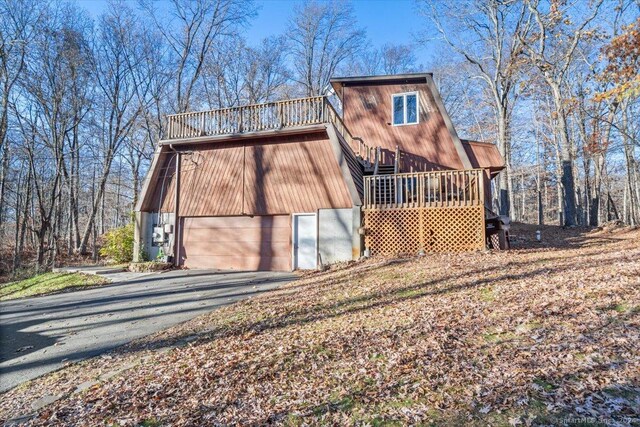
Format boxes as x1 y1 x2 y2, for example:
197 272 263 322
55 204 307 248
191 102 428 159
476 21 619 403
142 152 177 212
155 131 353 215
342 82 465 171
462 140 505 172
180 215 291 270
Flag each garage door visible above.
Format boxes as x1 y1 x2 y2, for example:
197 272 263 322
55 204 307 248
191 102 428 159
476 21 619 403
179 215 291 271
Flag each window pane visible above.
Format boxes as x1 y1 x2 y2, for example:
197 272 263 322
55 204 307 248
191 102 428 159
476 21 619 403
406 94 417 123
393 96 404 125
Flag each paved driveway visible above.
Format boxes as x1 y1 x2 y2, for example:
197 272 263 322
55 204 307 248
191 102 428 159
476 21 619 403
0 270 293 392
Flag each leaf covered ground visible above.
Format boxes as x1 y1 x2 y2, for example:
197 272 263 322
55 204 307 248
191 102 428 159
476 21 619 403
1 224 638 426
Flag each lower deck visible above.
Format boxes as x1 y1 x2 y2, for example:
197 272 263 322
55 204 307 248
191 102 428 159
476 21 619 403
362 169 489 255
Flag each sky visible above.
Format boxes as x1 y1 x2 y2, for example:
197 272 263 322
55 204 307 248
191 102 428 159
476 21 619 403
78 0 439 67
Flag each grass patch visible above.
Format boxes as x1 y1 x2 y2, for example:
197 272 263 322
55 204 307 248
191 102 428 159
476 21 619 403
612 303 628 313
515 321 543 334
0 272 109 301
479 286 495 302
533 378 558 392
482 329 517 344
394 287 426 298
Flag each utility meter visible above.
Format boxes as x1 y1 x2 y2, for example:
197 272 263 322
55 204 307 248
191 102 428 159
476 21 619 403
152 226 165 244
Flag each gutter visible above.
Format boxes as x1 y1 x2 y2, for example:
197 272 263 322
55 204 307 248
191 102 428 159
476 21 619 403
169 144 181 266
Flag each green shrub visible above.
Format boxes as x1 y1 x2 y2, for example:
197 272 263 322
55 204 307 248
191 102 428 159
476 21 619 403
100 222 134 263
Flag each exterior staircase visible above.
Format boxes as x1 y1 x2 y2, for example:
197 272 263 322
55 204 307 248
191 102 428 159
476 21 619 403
359 146 403 205
361 146 402 176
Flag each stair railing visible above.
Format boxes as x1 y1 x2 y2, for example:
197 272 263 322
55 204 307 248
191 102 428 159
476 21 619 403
394 145 400 174
322 98 377 166
373 147 381 175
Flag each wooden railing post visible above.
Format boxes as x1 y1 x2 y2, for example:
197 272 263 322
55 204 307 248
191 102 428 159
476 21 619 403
394 145 400 174
478 170 484 209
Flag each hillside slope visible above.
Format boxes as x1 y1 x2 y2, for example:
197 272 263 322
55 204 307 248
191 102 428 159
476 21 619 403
1 224 639 426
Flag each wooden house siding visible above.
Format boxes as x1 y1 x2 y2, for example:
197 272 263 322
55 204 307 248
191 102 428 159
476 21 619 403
142 152 177 213
462 140 505 172
149 131 353 216
341 82 466 171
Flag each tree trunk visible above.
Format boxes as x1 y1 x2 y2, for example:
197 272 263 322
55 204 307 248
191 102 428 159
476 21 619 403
132 161 140 210
0 145 9 236
493 95 513 217
549 82 577 226
77 153 114 254
591 153 605 225
12 165 30 274
622 109 639 225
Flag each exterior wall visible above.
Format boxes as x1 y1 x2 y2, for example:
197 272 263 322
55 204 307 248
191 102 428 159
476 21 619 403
142 151 176 214
147 131 354 216
133 211 148 263
341 81 466 171
318 208 356 265
134 211 175 261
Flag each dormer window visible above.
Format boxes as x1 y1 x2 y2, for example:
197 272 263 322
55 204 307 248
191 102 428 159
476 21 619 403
392 92 419 126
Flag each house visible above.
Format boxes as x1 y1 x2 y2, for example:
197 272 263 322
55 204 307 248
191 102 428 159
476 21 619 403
134 73 505 271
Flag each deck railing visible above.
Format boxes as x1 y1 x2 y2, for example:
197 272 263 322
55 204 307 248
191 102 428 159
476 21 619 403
363 169 484 209
166 96 326 139
165 96 376 165
322 101 375 166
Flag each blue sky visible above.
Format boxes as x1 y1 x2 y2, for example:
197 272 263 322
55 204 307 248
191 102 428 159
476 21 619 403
79 0 437 67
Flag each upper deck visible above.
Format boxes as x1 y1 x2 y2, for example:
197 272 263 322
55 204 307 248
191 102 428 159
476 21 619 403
165 96 376 163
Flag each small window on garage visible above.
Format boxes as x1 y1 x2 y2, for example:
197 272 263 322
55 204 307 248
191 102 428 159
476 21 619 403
392 92 419 126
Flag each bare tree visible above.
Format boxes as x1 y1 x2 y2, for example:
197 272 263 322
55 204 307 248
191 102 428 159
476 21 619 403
380 43 418 74
16 3 93 267
243 36 290 103
288 0 366 96
351 43 418 76
596 12 640 224
519 0 604 226
77 3 154 254
141 0 255 112
0 0 42 233
423 0 530 217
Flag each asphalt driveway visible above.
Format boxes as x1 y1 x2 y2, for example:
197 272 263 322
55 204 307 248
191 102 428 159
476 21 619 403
0 269 294 393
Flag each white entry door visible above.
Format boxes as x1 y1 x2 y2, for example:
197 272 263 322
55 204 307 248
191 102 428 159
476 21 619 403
293 214 317 270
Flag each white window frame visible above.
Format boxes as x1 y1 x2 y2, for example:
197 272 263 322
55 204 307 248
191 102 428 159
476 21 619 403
391 92 420 126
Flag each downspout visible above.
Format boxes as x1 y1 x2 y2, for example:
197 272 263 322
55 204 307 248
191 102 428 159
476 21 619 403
169 144 181 266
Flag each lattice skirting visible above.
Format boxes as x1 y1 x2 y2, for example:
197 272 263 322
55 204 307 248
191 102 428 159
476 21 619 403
364 206 485 255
